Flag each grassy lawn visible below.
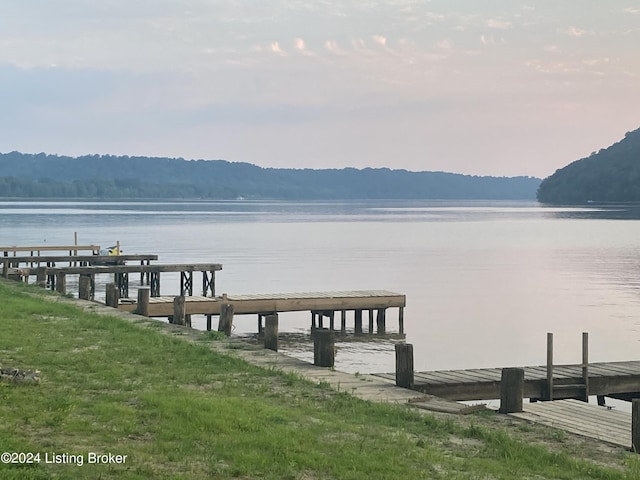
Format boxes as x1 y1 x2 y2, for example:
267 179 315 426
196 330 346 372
0 280 639 479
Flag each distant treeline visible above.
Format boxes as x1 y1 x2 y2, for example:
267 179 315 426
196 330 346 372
0 152 541 200
537 127 640 204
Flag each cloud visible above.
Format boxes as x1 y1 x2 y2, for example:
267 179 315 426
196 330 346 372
559 26 589 37
480 35 504 46
372 35 387 47
270 41 286 56
486 19 512 29
623 7 640 14
325 40 347 55
294 38 305 51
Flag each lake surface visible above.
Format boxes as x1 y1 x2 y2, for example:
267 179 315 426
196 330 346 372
3 199 640 383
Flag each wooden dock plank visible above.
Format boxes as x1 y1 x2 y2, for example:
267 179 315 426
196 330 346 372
591 362 640 376
120 290 406 318
377 360 640 401
511 399 631 448
2 254 158 265
45 263 223 275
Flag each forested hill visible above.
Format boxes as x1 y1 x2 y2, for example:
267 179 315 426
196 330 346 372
0 152 540 200
537 127 640 204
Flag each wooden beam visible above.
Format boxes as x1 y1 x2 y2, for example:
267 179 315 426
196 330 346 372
395 343 414 388
313 329 335 368
173 296 187 326
105 283 119 308
137 288 150 316
499 367 524 414
547 332 554 401
218 303 235 336
264 314 278 351
582 332 589 402
44 263 223 275
78 275 92 300
633 399 640 453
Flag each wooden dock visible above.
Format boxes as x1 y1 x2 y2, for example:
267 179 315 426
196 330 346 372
1 244 101 256
2 254 158 268
373 360 640 402
39 263 223 298
118 290 406 334
511 399 631 448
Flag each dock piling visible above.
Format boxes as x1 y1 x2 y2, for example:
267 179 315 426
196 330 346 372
354 309 363 334
313 329 335 368
36 267 46 288
499 367 525 413
173 295 187 326
264 314 279 351
105 283 119 308
395 342 414 388
137 287 150 316
78 275 92 300
55 272 66 294
376 308 386 334
582 332 590 402
546 332 554 401
218 303 235 336
633 399 640 453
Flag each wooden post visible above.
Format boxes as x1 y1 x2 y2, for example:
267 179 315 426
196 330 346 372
2 258 7 278
78 275 92 300
206 314 212 331
398 307 405 334
264 314 279 351
329 311 335 331
354 309 363 334
376 308 386 334
499 367 525 413
173 296 186 326
218 303 235 336
546 332 554 401
105 283 119 308
313 329 335 368
137 287 150 316
257 314 263 334
55 273 67 294
368 309 374 334
36 266 47 288
340 310 346 334
310 311 316 330
582 331 589 402
395 342 414 388
633 399 640 453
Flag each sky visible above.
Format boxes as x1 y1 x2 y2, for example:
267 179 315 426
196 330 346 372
1 1 639 179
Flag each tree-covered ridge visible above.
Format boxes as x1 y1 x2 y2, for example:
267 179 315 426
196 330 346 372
537 127 640 204
0 151 540 200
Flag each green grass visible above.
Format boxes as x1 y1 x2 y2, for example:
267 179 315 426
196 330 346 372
0 280 639 479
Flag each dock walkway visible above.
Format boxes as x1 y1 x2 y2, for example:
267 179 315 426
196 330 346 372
119 290 407 334
373 361 640 402
41 263 222 298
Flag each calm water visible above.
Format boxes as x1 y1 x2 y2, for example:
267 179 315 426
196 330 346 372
3 199 640 381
